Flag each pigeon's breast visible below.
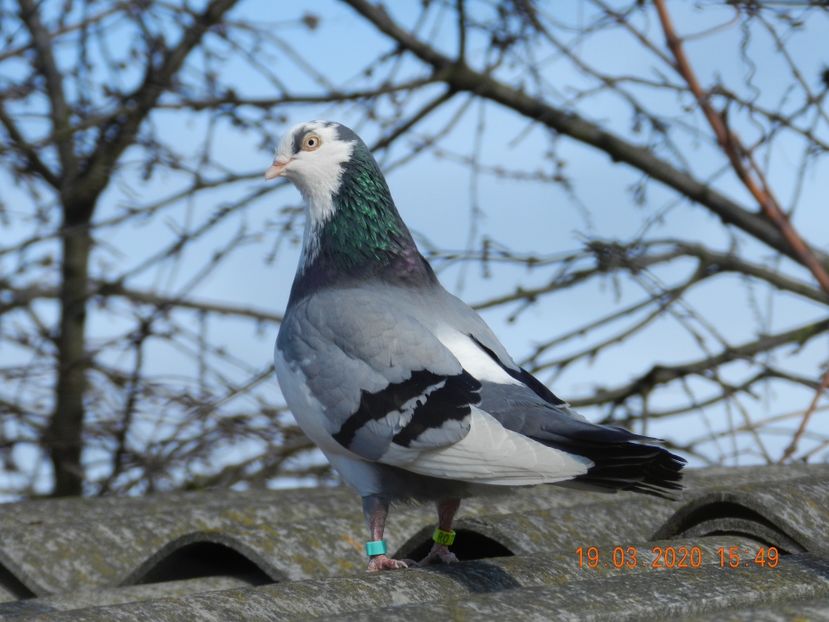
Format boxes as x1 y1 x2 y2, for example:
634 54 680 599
273 344 345 456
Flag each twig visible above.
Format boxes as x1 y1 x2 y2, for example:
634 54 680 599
653 0 829 295
342 0 829 269
780 367 829 462
653 0 829 465
569 317 829 407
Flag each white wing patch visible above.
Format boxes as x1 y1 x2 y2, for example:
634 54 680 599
379 407 593 485
435 329 521 386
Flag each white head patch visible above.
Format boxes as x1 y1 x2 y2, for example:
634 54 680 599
274 121 354 227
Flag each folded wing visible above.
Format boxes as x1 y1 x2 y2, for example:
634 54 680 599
276 287 591 485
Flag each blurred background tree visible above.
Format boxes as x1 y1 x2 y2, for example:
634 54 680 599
1 0 827 498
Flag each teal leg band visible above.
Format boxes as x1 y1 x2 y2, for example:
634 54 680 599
365 540 387 556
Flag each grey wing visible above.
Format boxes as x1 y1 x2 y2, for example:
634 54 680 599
431 287 577 414
276 289 481 461
423 286 648 445
438 287 686 495
441 290 617 440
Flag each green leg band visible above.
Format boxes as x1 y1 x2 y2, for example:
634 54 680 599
433 528 456 546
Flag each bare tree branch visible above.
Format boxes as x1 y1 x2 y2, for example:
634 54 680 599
0 105 60 186
17 0 77 178
81 0 240 207
573 318 829 407
653 0 829 295
341 0 829 270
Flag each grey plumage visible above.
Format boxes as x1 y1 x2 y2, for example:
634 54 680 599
266 120 685 569
277 286 467 461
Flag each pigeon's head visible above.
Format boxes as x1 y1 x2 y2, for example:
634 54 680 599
265 120 413 275
265 121 362 208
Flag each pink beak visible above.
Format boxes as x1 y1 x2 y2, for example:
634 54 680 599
265 156 291 180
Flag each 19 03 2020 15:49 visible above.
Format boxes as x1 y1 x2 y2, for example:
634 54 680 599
576 545 780 570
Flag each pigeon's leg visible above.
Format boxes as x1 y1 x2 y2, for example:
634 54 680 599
418 497 461 566
362 495 410 572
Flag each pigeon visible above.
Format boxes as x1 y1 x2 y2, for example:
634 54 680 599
266 120 685 572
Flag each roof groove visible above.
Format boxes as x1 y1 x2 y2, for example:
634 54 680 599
1 537 824 621
0 465 825 620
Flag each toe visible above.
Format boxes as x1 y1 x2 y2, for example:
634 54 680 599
417 544 459 566
367 555 410 572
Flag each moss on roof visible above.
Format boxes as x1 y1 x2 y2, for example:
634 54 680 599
0 464 827 620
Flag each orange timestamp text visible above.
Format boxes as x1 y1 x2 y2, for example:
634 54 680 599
576 545 780 570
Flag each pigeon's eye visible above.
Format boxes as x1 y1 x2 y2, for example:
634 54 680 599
302 134 322 151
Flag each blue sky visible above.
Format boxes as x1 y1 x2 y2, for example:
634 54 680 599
1 1 828 493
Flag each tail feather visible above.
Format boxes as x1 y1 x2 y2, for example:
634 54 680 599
532 423 686 499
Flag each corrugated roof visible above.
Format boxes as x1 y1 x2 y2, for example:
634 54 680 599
0 465 827 620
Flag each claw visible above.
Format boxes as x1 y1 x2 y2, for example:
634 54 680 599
417 543 459 567
367 554 412 572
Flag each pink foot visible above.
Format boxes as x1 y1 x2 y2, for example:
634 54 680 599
366 554 412 572
417 543 459 566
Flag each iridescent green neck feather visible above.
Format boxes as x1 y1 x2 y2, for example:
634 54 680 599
289 142 435 303
321 144 409 269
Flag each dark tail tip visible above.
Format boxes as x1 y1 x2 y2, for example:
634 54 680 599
574 442 687 500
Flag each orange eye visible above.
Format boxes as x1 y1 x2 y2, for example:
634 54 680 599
302 134 321 151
